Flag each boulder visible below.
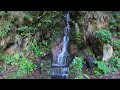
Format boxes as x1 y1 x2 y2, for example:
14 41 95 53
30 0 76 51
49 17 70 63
103 44 113 61
84 55 97 69
4 44 17 55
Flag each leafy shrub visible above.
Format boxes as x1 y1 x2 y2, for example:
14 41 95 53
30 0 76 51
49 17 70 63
1 53 36 78
0 20 12 37
37 11 62 29
95 29 112 44
2 53 20 66
69 57 84 79
108 12 120 32
0 11 6 16
17 26 33 31
108 19 117 30
29 39 45 56
112 40 120 50
69 56 90 79
112 12 120 19
114 50 120 57
16 56 36 77
75 32 83 49
94 60 110 75
71 57 83 70
17 26 34 36
109 56 120 72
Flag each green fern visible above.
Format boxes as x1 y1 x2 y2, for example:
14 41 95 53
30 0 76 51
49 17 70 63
95 29 112 44
94 61 110 75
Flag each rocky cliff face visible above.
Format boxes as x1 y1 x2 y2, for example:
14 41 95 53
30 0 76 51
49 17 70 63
51 11 113 62
0 11 119 79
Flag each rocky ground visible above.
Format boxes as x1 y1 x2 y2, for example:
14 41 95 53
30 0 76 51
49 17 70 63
1 60 120 79
92 71 120 79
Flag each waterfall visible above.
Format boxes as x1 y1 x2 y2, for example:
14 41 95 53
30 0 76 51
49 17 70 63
51 11 71 79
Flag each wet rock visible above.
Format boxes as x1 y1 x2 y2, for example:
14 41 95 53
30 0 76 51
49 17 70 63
69 43 78 56
51 41 63 64
51 31 64 63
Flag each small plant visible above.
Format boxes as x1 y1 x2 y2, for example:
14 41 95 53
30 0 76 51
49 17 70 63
1 53 36 78
108 12 120 32
16 56 36 78
0 20 12 37
112 40 120 50
0 11 6 16
17 26 33 31
2 53 20 66
17 26 34 36
71 57 83 70
75 32 83 49
39 59 51 79
29 39 45 56
41 40 51 51
94 60 110 75
108 19 117 30
93 68 103 75
114 50 120 57
95 29 112 44
109 56 120 72
69 56 88 79
113 12 120 19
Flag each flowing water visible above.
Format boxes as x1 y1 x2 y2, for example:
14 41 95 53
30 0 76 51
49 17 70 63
51 11 71 79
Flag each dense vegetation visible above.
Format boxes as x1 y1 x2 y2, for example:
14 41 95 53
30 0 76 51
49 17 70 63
0 11 120 79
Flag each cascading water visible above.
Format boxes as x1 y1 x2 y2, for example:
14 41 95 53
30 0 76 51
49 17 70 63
51 11 71 79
